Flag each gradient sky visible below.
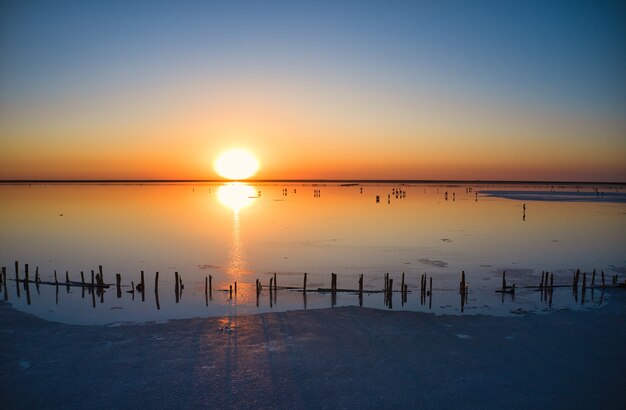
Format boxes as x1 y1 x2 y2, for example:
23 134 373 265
1 0 625 181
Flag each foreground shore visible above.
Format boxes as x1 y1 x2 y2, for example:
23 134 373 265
2 294 625 409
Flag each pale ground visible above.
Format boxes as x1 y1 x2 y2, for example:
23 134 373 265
1 292 625 409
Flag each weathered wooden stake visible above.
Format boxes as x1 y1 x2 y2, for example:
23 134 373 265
359 274 363 296
15 261 20 298
582 271 587 292
99 265 103 286
175 272 179 303
80 271 85 286
155 272 160 310
501 271 506 293
116 274 122 298
303 272 307 293
274 273 277 292
209 275 213 300
2 267 7 301
24 264 31 305
460 271 466 295
140 270 145 302
229 285 233 300
65 271 70 293
429 277 433 309
205 276 208 306
540 271 545 289
600 270 605 288
235 281 237 294
591 269 596 287
90 270 94 293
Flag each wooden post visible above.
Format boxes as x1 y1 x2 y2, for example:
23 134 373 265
429 277 433 309
540 271 545 290
269 278 273 308
229 285 233 300
90 270 94 293
401 272 405 298
80 271 85 286
359 274 363 296
35 266 40 285
460 271 466 295
65 271 70 293
205 276 208 306
582 271 587 292
140 270 145 302
2 267 7 301
601 270 605 288
25 264 31 305
501 271 506 293
591 269 596 287
99 265 103 286
175 272 179 303
116 274 121 298
155 272 160 310
209 275 212 300
15 261 20 298
274 273 277 292
303 272 307 293
235 281 237 294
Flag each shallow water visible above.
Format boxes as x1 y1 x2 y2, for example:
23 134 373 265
0 182 624 324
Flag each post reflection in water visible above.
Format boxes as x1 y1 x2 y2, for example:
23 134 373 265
217 183 258 282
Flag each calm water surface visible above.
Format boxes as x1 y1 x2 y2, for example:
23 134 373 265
1 182 624 324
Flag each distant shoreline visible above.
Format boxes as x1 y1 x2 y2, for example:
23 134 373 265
1 179 625 185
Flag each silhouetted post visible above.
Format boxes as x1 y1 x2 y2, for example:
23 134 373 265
582 272 587 292
404 284 408 304
501 271 506 293
65 271 70 293
205 276 208 306
274 273 277 292
154 272 160 310
359 274 363 296
540 271 545 290
35 266 40 286
91 276 95 308
175 272 179 303
401 272 405 299
591 269 596 287
235 281 237 295
229 285 233 300
601 270 605 288
269 278 274 307
55 270 59 286
2 267 7 301
24 264 31 305
460 271 466 295
387 278 393 306
141 270 145 302
429 277 433 309
80 271 85 287
116 274 122 298
549 274 554 308
99 265 103 286
303 272 307 294
256 279 260 307
90 270 94 293
209 275 213 300
15 261 20 298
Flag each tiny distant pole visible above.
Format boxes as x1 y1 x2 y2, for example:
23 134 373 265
229 285 233 300
601 271 605 288
205 276 208 306
209 275 212 300
15 261 20 298
24 264 31 305
303 272 307 294
99 265 103 286
582 272 587 292
2 267 7 301
65 271 70 293
90 270 94 293
140 270 145 302
235 281 237 295
116 274 121 298
591 269 596 287
429 277 433 309
501 271 506 293
155 272 161 310
175 272 179 304
274 273 277 292
80 271 85 287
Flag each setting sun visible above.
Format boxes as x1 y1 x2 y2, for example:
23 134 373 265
214 149 260 180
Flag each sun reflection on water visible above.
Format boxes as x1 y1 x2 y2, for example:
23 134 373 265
217 183 257 280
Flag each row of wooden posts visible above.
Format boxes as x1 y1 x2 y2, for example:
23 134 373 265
2 261 622 310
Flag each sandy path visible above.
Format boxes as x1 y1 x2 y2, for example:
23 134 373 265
1 295 625 409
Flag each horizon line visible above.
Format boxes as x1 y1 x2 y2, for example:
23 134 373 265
0 179 624 185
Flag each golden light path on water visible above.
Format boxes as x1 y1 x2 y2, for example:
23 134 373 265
217 183 258 280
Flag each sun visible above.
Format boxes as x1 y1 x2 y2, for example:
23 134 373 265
214 148 260 180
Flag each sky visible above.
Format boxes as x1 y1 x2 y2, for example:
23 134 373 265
1 0 625 181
